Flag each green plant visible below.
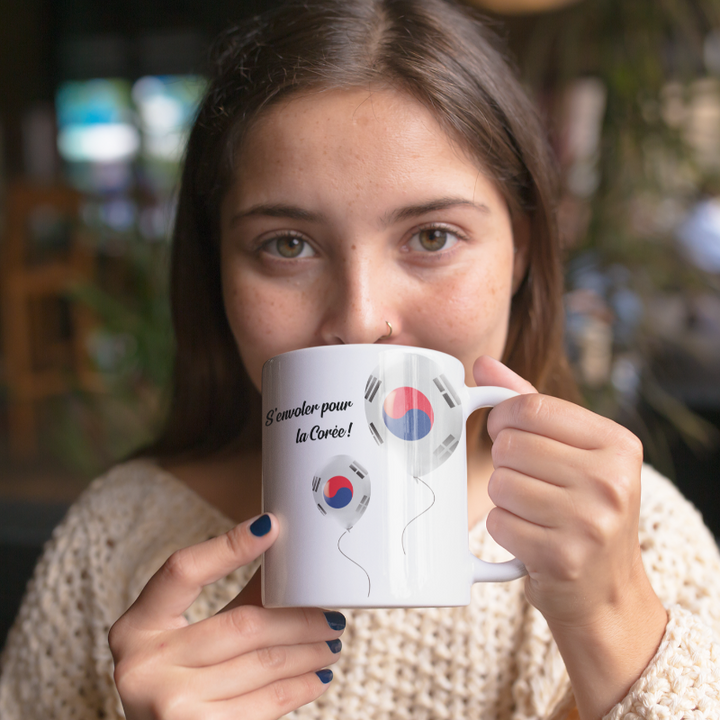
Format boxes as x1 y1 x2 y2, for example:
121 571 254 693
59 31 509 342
51 237 173 475
510 0 720 474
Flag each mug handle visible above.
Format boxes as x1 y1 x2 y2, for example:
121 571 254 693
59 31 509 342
465 384 527 583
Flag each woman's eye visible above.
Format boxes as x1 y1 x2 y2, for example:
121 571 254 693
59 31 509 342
408 227 460 253
262 234 316 259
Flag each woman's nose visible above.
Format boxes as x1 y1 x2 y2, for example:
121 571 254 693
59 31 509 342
319 254 395 345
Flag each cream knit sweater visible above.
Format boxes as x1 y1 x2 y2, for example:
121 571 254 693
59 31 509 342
0 460 718 719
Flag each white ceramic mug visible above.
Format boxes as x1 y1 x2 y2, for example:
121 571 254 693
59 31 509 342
261 344 526 609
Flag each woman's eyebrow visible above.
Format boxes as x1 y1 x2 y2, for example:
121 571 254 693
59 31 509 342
230 197 489 228
230 203 327 226
383 197 491 226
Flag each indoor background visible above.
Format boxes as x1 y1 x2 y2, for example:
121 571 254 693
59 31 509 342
1 0 719 650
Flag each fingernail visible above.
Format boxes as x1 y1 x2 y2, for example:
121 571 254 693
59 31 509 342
316 669 333 684
326 639 342 653
324 611 346 631
249 514 271 537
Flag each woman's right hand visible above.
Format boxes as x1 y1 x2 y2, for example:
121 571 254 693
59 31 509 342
108 514 344 720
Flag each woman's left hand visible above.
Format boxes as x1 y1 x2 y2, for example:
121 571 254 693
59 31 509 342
475 356 667 719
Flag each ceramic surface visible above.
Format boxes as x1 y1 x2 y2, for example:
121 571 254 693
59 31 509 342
261 344 526 608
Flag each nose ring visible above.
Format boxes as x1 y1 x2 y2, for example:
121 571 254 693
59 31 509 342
377 321 393 341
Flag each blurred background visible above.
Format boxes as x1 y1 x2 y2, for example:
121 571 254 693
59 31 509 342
1 0 719 649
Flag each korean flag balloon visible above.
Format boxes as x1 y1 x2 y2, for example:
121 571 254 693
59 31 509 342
364 352 463 476
312 455 371 530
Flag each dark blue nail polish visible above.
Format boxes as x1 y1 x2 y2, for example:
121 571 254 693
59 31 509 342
249 514 271 537
326 639 342 654
324 611 346 631
316 669 333 684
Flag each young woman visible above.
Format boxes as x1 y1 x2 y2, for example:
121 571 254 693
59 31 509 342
1 1 718 719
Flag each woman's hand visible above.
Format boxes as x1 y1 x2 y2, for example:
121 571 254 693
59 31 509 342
108 514 344 720
474 356 667 720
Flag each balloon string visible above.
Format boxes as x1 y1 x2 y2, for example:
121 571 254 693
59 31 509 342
338 530 371 598
401 476 436 556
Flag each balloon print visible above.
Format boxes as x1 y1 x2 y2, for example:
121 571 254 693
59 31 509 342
364 351 463 476
312 455 371 530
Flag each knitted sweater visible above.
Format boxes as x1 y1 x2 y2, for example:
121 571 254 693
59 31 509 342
0 460 718 719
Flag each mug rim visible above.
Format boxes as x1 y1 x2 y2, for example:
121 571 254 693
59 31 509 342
262 343 465 373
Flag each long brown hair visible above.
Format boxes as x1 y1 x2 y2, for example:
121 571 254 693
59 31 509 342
143 0 578 460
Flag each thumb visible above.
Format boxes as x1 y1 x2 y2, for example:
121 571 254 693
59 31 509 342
219 514 275 612
214 515 278 615
472 355 537 395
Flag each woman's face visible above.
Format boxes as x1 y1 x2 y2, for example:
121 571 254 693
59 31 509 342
220 87 528 391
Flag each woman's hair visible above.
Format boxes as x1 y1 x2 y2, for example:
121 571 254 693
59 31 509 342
143 0 578 460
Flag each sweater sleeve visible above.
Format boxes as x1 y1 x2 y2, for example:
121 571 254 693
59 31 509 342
0 461 244 720
601 466 720 720
0 476 127 720
604 605 719 719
